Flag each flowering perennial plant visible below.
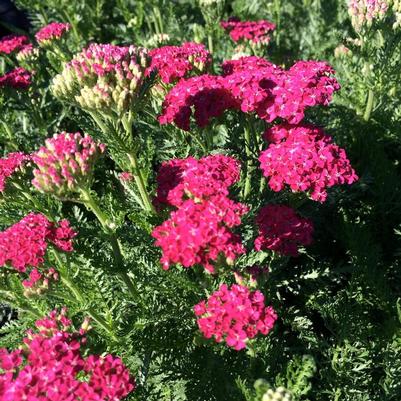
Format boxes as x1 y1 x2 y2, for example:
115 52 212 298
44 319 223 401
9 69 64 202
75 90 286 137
0 67 32 90
221 18 276 44
0 34 29 55
35 22 71 44
0 309 135 401
148 42 211 84
155 154 240 207
32 132 106 196
152 196 248 272
254 205 314 256
159 59 340 129
52 43 150 113
0 213 76 273
194 283 277 350
0 152 30 193
259 124 358 201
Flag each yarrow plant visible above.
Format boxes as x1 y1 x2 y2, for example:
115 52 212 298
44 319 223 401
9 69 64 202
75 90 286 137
0 309 135 400
159 57 341 130
32 132 106 196
148 42 211 84
254 204 314 256
259 124 358 202
194 283 277 350
35 22 71 45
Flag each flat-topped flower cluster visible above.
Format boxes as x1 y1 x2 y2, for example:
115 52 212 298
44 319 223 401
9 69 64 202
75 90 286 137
194 283 277 350
152 154 248 273
0 309 135 401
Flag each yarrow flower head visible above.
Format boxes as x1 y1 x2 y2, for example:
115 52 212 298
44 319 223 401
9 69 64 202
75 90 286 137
259 124 358 202
159 58 340 129
0 213 76 273
348 0 389 30
52 43 150 113
152 196 248 273
221 56 277 76
0 152 30 193
194 283 277 350
155 154 240 207
222 60 340 124
148 42 211 84
254 204 314 256
0 309 136 400
0 34 29 55
32 132 106 196
35 22 71 45
158 74 238 130
0 67 32 90
221 18 276 44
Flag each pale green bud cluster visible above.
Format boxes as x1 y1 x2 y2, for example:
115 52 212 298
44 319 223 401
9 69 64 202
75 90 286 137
51 43 150 114
262 387 293 401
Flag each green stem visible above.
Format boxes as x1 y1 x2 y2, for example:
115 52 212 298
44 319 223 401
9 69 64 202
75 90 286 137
208 34 214 54
59 273 117 339
127 151 155 213
243 123 252 199
363 89 374 121
79 188 140 299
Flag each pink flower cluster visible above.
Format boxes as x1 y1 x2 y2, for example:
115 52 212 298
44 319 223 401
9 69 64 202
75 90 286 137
148 42 211 84
152 154 247 273
158 74 237 130
0 152 30 193
32 132 106 195
0 34 29 55
221 56 277 76
52 43 149 112
194 283 277 350
254 204 314 256
259 124 358 202
348 0 389 29
0 309 135 400
66 43 148 80
155 154 240 207
152 196 248 273
0 213 76 273
0 67 32 90
159 57 340 130
221 18 276 44
35 22 71 43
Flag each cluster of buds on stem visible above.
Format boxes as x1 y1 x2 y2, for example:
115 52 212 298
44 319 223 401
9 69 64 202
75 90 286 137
22 267 59 298
262 387 293 401
32 132 106 196
51 43 150 114
348 0 389 31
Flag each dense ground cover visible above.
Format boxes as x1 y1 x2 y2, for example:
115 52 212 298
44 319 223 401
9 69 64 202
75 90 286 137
0 1 401 400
